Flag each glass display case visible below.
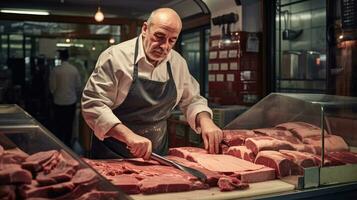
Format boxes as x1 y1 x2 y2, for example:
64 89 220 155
226 93 357 189
0 104 130 200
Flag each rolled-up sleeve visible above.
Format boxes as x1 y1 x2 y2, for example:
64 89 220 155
81 52 122 140
178 60 212 133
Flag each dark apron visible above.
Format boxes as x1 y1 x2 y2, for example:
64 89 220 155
90 38 177 159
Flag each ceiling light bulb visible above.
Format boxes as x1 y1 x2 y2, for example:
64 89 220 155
109 38 115 44
65 38 71 43
91 46 96 51
94 7 104 22
339 34 344 40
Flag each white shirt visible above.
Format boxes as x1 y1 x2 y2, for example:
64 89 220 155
82 35 212 140
49 61 81 105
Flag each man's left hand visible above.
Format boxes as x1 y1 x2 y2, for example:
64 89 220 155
197 112 222 154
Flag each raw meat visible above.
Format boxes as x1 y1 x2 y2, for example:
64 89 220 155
19 180 75 199
245 136 295 155
168 147 208 161
222 129 256 146
275 121 327 140
22 150 58 172
76 190 119 200
1 148 29 165
217 177 249 191
110 174 141 194
302 135 349 154
0 145 3 157
0 164 32 184
72 168 98 185
255 151 293 177
279 150 317 175
275 121 321 130
187 153 264 173
140 174 192 194
254 128 293 137
0 185 16 200
327 151 357 164
238 167 276 183
224 146 255 162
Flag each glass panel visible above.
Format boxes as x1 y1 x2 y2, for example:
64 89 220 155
276 0 327 93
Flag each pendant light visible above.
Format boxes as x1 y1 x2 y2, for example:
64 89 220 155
94 0 104 22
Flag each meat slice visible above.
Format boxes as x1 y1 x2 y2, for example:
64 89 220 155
165 155 221 186
0 164 32 184
110 174 141 194
168 147 208 161
245 136 295 155
72 168 97 185
222 129 256 146
1 148 29 165
254 128 294 137
19 180 75 199
279 150 317 175
224 146 255 162
275 121 327 140
55 179 99 200
238 167 276 183
188 153 264 173
327 151 357 164
302 135 349 154
22 150 58 172
217 177 249 192
254 151 293 177
0 145 4 157
140 174 192 194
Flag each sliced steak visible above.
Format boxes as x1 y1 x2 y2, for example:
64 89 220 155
1 148 29 165
110 174 141 194
55 179 99 200
0 185 16 200
254 128 294 137
22 150 58 172
140 174 192 194
327 151 357 164
222 129 256 146
224 146 255 162
72 168 97 185
0 164 32 184
275 121 327 140
255 151 293 177
245 136 295 155
217 176 249 192
302 135 349 154
19 180 75 199
188 153 264 173
238 167 276 183
0 145 4 157
168 147 208 161
275 121 321 130
279 150 317 175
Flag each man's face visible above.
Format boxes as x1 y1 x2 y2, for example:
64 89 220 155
142 21 180 64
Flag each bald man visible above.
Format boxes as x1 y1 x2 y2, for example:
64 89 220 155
82 8 222 160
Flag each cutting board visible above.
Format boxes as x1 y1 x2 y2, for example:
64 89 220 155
131 180 295 200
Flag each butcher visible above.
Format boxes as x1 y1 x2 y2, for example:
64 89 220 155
81 8 222 160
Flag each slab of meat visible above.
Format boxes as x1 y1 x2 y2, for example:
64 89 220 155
1 148 29 165
293 144 317 154
238 167 276 183
19 180 75 199
302 135 349 154
188 153 264 173
222 129 256 146
224 146 255 162
168 147 208 161
327 151 357 164
22 150 58 172
0 164 32 184
110 174 141 194
72 168 98 185
55 179 99 200
255 151 293 177
275 121 328 140
254 128 294 137
245 136 295 155
140 174 193 194
165 155 221 186
0 145 4 157
279 150 317 175
217 177 249 192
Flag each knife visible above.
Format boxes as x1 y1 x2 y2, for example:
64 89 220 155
150 152 207 182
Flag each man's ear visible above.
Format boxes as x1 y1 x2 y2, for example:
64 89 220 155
142 22 148 37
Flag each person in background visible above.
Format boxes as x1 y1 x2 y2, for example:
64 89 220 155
50 49 81 147
82 8 222 160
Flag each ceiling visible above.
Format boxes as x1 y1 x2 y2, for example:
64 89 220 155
0 0 209 20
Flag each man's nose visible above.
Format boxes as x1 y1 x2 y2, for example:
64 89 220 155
160 39 170 50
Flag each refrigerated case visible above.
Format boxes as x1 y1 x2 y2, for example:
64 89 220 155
225 93 357 196
0 104 130 200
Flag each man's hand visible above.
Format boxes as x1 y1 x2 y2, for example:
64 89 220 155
196 112 222 154
107 124 152 160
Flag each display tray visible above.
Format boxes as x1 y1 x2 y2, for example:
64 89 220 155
130 180 294 200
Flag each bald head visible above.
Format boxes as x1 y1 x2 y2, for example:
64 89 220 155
147 8 182 32
141 8 182 66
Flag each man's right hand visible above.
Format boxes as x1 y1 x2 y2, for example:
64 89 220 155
107 124 152 160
